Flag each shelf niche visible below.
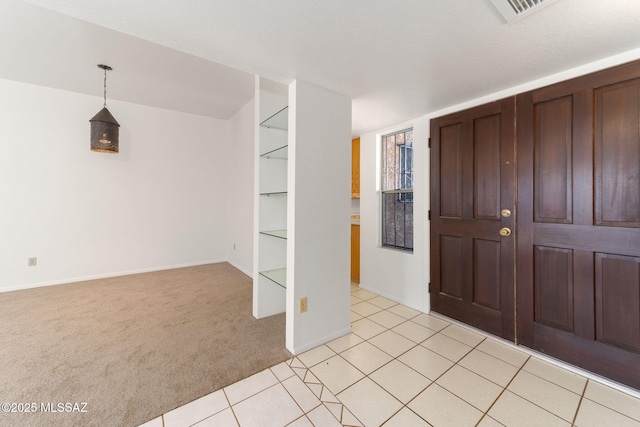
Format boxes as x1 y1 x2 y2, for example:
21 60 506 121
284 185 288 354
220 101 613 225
254 77 289 319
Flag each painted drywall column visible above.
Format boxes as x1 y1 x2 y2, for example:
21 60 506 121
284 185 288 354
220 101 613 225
286 80 352 354
359 117 429 312
0 78 230 291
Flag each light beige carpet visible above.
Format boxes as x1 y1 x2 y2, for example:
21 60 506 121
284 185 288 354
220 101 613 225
0 263 290 427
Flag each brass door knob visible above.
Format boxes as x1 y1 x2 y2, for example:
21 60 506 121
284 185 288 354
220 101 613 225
499 227 512 237
501 209 511 218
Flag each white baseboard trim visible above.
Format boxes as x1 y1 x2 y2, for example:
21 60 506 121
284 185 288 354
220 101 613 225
288 326 352 355
429 312 640 399
227 260 253 279
357 282 428 313
1 259 228 293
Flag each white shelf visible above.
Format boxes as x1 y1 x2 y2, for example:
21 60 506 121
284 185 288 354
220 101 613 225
260 145 288 159
259 191 287 196
260 106 288 130
260 229 287 239
259 268 287 288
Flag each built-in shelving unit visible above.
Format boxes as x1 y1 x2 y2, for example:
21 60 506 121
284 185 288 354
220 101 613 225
254 80 289 319
254 77 352 355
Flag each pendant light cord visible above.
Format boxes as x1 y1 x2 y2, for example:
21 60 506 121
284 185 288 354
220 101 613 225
103 68 108 108
97 64 113 108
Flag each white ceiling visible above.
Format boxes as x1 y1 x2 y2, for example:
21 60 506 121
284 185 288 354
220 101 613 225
5 0 640 136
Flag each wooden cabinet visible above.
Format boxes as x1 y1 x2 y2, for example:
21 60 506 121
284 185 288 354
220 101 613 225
352 137 360 198
351 137 360 282
351 223 360 283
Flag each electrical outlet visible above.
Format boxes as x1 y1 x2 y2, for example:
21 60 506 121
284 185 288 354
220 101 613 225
299 297 308 313
28 257 37 267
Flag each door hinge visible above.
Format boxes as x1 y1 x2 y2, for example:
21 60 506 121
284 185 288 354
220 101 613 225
428 282 432 293
428 210 431 220
428 137 431 148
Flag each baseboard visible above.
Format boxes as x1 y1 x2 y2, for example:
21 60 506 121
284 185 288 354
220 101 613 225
288 326 353 355
227 260 253 279
358 282 428 313
0 259 228 293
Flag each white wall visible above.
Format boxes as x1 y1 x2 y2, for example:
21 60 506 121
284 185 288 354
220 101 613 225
0 78 230 291
227 98 255 277
360 47 640 315
287 80 352 353
360 117 429 312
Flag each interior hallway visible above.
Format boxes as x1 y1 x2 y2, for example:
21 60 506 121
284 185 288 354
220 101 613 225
138 284 640 427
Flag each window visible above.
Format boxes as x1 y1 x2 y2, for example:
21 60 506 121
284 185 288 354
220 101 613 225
381 128 414 251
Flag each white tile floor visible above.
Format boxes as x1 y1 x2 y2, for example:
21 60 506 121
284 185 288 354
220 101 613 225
139 285 640 427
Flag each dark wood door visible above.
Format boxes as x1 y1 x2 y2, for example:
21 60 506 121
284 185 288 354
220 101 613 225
517 61 640 389
430 98 516 340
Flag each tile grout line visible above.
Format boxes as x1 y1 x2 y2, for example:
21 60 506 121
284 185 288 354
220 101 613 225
285 356 364 426
220 387 239 427
152 286 640 427
376 303 622 425
351 291 520 425
293 354 365 426
350 304 484 426
346 293 463 425
488 354 583 425
475 354 531 426
276 362 324 425
579 388 640 425
350 288 640 426
320 297 426 426
519 361 589 396
401 335 490 421
571 379 590 426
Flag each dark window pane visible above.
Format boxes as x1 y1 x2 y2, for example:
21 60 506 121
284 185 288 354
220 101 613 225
382 192 414 251
381 128 414 251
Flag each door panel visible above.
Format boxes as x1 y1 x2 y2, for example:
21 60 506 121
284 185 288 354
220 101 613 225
595 253 640 352
430 98 515 340
474 115 501 220
440 124 464 218
440 236 463 298
474 239 501 310
534 246 574 332
595 79 640 226
534 96 573 224
517 61 640 389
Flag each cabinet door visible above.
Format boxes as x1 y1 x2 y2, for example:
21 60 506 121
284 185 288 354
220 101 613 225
351 224 360 282
430 98 516 340
516 60 640 389
352 138 360 198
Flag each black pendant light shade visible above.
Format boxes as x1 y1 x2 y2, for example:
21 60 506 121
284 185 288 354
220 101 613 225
90 106 120 153
90 64 120 153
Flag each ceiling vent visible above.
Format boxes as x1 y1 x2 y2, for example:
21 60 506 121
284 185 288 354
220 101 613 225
490 0 560 23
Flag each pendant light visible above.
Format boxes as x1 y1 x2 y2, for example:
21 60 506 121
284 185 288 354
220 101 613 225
90 64 120 153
